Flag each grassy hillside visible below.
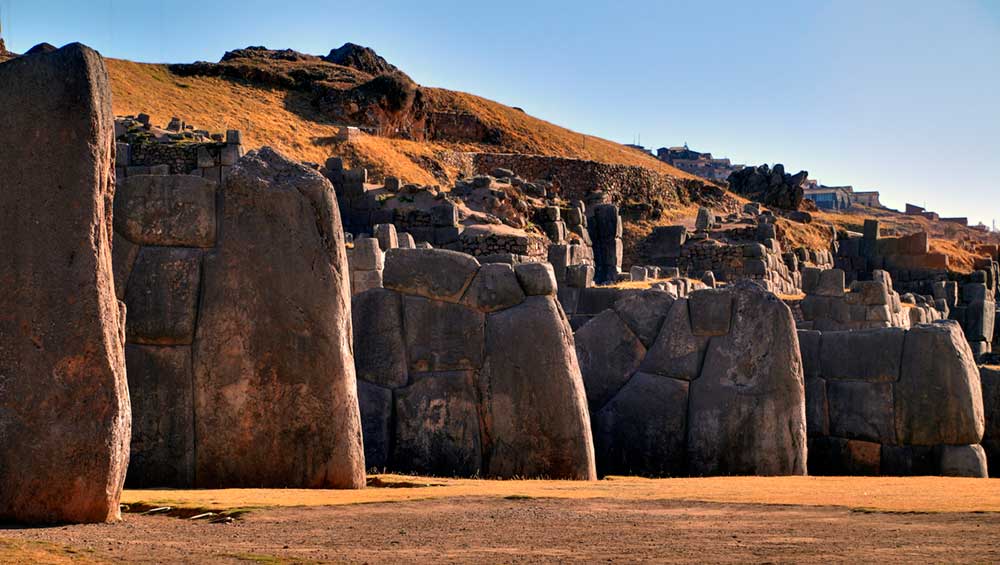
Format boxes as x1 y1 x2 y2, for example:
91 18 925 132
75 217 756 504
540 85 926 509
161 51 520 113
106 59 697 187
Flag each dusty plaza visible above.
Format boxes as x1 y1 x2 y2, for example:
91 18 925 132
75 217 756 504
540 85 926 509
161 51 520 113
2 2 1000 563
1 476 998 563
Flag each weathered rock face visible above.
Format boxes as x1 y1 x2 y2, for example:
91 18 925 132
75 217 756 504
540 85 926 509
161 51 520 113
355 251 596 479
726 164 806 210
0 44 131 524
192 147 365 488
981 366 1000 474
803 320 988 477
577 282 807 477
687 282 807 476
895 321 984 446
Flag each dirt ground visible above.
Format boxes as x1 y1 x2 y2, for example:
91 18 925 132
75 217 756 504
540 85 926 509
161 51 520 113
2 476 998 563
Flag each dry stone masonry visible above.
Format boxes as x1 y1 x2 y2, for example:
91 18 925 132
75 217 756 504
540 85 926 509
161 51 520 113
574 282 808 477
0 43 131 524
117 148 365 489
798 268 946 331
354 249 597 479
801 321 988 477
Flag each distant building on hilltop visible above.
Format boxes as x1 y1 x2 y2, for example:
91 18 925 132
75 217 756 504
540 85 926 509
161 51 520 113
804 183 883 211
655 144 744 182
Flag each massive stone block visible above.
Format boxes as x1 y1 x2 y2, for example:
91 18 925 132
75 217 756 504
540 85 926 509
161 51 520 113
639 298 711 381
192 147 364 488
403 296 485 373
687 283 807 476
124 247 202 345
481 296 597 479
613 290 675 349
393 372 483 477
114 175 217 247
355 257 596 480
383 248 479 302
819 328 904 382
0 44 130 524
352 289 407 389
575 310 646 411
124 345 194 487
357 380 393 471
592 372 689 477
894 321 984 446
826 381 895 444
981 366 1000 474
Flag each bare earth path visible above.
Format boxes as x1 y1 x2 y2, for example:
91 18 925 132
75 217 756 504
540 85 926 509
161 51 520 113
2 476 998 563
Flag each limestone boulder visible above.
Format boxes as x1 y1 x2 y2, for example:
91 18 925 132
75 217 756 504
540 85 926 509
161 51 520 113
403 296 485 372
393 372 483 477
688 289 733 336
114 175 217 247
639 298 711 381
352 289 407 388
613 290 675 348
0 44 130 524
124 345 194 487
575 310 646 411
461 263 526 312
514 262 557 296
480 296 596 479
124 247 202 345
938 444 988 478
826 381 895 444
357 380 392 471
192 147 365 488
981 366 1000 472
894 321 984 446
383 248 479 302
591 372 689 477
818 328 904 382
687 282 807 475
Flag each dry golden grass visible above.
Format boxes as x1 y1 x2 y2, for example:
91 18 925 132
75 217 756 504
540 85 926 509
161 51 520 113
422 89 701 181
108 60 346 166
120 475 1000 514
0 540 97 565
106 60 698 189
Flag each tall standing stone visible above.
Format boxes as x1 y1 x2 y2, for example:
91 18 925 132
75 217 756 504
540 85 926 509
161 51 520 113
686 282 808 475
0 44 131 524
192 147 365 488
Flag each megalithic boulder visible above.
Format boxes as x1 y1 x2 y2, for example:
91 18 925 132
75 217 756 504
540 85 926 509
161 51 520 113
0 43 131 524
192 147 365 488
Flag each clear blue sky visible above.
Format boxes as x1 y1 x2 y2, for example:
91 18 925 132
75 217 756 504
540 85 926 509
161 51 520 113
3 0 998 224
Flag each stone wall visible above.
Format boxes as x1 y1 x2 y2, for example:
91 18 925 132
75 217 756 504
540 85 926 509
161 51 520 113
471 153 707 211
801 321 988 477
834 221 948 284
574 282 807 477
116 116 245 182
799 268 946 331
116 148 365 489
981 366 1000 473
354 249 596 479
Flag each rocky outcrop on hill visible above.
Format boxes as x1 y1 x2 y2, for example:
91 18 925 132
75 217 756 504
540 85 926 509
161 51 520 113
0 43 130 524
0 38 13 62
171 44 422 136
221 45 321 63
727 164 807 210
325 42 398 76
